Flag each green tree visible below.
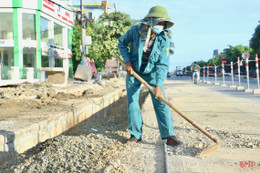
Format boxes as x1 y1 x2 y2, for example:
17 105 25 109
196 60 207 67
208 56 221 66
185 66 191 71
86 12 136 71
223 45 252 64
71 12 136 72
250 24 260 55
167 30 175 55
71 25 82 72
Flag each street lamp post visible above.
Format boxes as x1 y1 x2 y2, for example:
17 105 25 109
81 0 86 65
238 57 241 86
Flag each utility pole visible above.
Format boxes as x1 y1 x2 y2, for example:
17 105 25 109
81 0 86 65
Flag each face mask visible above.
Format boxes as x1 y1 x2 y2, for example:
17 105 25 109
152 25 164 34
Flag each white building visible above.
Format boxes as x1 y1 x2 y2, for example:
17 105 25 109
0 0 74 85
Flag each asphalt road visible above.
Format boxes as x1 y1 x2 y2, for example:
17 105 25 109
201 74 260 90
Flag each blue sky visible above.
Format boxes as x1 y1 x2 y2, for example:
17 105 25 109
72 0 260 72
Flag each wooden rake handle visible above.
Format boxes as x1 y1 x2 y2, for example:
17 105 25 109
114 54 220 144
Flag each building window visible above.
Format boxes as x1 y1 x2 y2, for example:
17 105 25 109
55 58 63 67
54 23 63 47
23 13 35 40
68 29 70 49
0 48 14 79
23 47 36 78
0 13 13 40
23 48 36 67
40 17 49 43
41 55 49 67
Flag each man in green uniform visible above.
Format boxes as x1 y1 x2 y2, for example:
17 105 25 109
118 6 182 147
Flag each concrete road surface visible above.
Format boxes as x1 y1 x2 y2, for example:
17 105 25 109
164 75 260 173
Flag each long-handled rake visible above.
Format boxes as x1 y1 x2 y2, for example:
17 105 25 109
114 54 221 156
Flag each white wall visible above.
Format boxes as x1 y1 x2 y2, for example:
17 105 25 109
23 0 38 9
0 0 12 7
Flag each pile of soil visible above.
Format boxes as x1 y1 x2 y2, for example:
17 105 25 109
0 79 123 121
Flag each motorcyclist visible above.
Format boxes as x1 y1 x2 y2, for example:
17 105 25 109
190 61 200 83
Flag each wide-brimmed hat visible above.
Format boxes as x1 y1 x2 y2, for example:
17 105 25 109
144 5 174 29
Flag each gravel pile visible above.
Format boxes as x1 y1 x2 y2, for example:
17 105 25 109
213 130 260 149
0 91 148 173
0 110 129 173
167 121 260 157
1 133 128 173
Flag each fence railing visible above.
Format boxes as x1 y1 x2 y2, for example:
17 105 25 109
200 54 260 94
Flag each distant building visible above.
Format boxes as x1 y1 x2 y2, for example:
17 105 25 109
70 0 116 22
0 0 74 85
213 49 218 57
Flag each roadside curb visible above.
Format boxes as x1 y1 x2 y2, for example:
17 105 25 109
0 88 126 164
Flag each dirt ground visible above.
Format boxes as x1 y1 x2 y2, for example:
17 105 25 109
0 78 124 122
